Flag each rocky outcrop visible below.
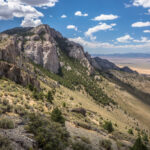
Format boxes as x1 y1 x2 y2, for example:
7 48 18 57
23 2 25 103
86 53 137 74
22 25 60 74
66 41 94 74
120 66 137 74
71 108 86 116
93 57 120 71
53 33 94 74
85 52 103 71
2 25 60 74
0 34 20 64
86 53 120 71
0 33 40 90
0 24 94 76
0 61 40 90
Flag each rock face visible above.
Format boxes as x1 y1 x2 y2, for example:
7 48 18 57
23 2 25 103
53 33 94 74
0 34 20 64
23 25 60 74
0 61 40 90
66 41 94 74
0 34 40 90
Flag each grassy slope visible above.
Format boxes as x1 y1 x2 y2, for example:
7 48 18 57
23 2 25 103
33 50 115 105
32 50 150 147
99 72 150 131
0 50 150 149
0 66 150 149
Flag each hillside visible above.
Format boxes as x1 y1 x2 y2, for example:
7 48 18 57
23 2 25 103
0 24 150 150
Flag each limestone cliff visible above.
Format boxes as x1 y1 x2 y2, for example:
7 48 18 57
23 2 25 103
1 24 136 76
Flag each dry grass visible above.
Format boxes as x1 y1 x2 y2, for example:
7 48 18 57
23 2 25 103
0 64 150 149
98 75 150 132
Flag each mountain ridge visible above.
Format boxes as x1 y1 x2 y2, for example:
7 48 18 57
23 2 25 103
1 24 136 75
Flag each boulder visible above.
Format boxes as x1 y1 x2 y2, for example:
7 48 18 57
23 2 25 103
71 108 86 116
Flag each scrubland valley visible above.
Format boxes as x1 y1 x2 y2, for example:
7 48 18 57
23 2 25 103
99 56 150 76
0 24 150 150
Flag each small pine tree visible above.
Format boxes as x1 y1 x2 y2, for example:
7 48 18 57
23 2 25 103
51 108 65 124
103 121 114 133
128 129 134 135
131 136 148 150
33 90 44 100
47 91 54 103
28 84 34 91
143 133 149 142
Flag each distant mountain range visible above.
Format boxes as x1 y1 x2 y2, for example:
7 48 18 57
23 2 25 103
92 53 150 58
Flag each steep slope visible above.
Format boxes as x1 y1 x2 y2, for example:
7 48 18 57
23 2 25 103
0 25 150 150
2 24 94 75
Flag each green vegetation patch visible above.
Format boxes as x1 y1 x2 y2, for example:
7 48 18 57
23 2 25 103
0 117 15 129
72 141 92 150
103 121 114 133
128 128 134 135
26 113 69 150
51 107 65 124
131 136 148 150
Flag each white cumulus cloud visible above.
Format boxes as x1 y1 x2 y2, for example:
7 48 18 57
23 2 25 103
144 30 150 33
133 37 150 43
93 14 119 21
0 0 58 27
69 36 150 51
21 18 42 27
67 25 78 31
13 0 58 8
85 23 116 40
61 14 67 18
0 0 43 20
69 37 115 49
117 35 133 43
75 11 88 17
133 0 150 8
132 21 150 27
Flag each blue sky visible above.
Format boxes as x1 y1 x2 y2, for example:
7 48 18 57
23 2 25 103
1 0 150 54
